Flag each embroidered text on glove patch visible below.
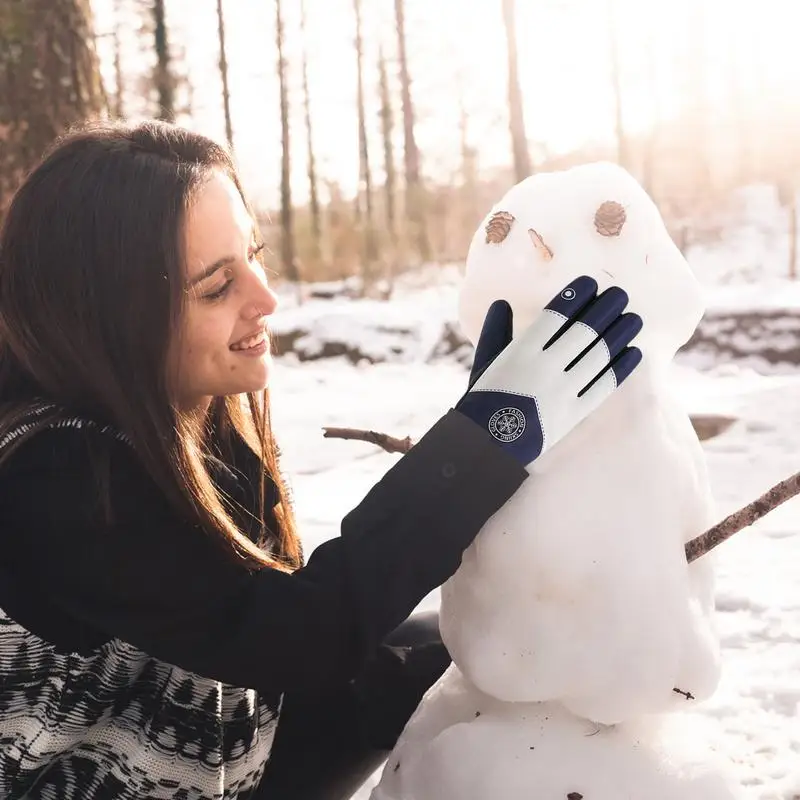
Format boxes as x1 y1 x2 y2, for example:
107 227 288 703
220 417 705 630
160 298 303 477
488 407 526 443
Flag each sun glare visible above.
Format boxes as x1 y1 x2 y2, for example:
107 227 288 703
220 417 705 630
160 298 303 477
91 0 800 207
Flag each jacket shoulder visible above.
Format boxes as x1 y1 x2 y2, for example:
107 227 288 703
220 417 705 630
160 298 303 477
0 408 133 477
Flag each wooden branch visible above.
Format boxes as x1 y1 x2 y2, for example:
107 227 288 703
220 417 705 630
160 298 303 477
323 423 800 563
685 466 800 561
322 426 413 454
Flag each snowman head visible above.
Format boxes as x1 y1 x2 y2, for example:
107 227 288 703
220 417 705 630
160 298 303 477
458 162 705 364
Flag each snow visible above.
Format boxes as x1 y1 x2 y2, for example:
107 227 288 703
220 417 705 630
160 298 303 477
371 678 742 800
438 163 721 734
268 356 799 800
269 274 465 365
265 177 800 799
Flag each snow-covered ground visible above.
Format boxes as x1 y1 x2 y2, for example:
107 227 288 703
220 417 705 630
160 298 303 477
268 355 799 800
266 188 800 798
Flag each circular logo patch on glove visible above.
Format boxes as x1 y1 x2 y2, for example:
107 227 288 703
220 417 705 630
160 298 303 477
488 407 526 442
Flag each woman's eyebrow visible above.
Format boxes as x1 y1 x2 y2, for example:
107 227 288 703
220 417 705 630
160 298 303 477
189 226 259 286
188 255 236 286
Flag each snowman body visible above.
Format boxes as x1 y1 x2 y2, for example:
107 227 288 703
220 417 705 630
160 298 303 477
371 163 740 800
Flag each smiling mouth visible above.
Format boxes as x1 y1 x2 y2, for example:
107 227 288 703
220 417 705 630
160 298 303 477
230 330 267 351
601 269 615 279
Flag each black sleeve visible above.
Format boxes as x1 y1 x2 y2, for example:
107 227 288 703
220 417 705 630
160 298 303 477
0 409 526 694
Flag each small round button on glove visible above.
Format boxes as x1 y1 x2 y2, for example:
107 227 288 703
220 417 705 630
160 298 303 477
456 276 643 467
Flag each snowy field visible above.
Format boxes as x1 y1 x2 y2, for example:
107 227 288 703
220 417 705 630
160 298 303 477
267 187 800 799
269 358 800 800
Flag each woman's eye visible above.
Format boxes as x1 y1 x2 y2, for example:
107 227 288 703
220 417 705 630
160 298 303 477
203 279 233 301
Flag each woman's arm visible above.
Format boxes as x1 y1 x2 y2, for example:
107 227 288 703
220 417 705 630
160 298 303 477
1 410 526 694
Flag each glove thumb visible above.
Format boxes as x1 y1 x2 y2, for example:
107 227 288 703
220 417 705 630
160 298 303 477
467 299 513 389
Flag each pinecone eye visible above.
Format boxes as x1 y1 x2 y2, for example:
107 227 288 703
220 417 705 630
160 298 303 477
485 211 515 244
594 201 627 237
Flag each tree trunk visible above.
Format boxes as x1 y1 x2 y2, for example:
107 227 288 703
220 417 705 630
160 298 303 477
299 0 321 262
501 0 531 182
606 0 630 172
275 0 298 283
152 0 174 121
354 0 375 291
640 19 660 197
0 0 106 217
394 0 429 263
457 69 479 251
378 43 397 296
112 0 125 118
789 189 798 281
216 0 233 150
685 1 712 192
726 23 753 186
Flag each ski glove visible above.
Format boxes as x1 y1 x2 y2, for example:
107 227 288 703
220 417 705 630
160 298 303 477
456 275 643 467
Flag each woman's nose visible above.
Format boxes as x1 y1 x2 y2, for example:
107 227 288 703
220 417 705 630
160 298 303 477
243 271 279 319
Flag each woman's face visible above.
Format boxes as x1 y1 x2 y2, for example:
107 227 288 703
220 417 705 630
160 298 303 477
170 169 279 412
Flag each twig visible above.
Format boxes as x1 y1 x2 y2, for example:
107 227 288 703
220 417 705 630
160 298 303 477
322 426 413 454
684 467 800 562
322 427 800 563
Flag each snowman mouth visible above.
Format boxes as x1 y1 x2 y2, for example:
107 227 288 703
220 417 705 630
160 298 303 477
230 330 267 351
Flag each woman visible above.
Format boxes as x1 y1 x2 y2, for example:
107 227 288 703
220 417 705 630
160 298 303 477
0 120 642 800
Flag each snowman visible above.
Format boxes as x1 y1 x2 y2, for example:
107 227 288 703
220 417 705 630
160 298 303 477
371 162 741 800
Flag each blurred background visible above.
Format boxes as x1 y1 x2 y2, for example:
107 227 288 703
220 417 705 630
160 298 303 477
2 0 800 292
3 0 800 375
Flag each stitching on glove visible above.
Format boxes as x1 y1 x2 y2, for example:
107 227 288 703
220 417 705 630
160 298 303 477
575 322 611 363
543 308 567 325
572 320 595 338
468 387 537 401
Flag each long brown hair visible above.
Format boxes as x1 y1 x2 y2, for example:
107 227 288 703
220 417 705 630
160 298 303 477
0 119 300 571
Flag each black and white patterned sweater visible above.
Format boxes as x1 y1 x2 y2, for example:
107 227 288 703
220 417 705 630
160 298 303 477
0 407 527 799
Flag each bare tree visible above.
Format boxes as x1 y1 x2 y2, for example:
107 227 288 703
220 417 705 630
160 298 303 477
216 0 233 150
606 0 630 171
275 0 298 282
152 0 174 121
354 0 376 289
724 22 754 186
639 17 661 196
299 0 321 261
111 0 125 117
394 0 429 263
685 1 712 191
790 192 798 281
778 181 798 279
378 42 397 293
0 0 106 217
501 0 531 182
457 68 479 239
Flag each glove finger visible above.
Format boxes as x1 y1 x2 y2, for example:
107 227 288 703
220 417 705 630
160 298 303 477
468 299 514 388
520 275 598 353
565 312 643 390
576 347 643 414
575 285 630 334
544 286 630 368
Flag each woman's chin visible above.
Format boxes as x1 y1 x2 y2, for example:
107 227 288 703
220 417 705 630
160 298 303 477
183 355 273 406
237 355 272 394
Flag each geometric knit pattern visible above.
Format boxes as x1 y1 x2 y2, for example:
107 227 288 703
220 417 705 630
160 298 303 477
0 411 281 799
0 607 281 799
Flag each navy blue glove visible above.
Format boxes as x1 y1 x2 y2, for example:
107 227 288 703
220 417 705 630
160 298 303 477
456 276 642 467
